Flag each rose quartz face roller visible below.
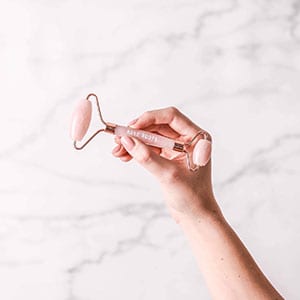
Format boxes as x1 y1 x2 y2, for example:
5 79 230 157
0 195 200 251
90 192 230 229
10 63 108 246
70 93 212 171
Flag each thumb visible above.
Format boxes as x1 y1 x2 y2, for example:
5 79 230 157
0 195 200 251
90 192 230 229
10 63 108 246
120 135 173 178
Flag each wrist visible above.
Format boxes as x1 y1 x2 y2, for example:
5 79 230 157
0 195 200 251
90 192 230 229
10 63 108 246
176 199 225 228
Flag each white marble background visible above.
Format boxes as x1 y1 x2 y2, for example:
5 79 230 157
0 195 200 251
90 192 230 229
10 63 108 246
0 0 299 299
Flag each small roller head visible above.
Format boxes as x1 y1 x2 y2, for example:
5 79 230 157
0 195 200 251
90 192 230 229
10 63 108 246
192 139 212 167
70 99 92 141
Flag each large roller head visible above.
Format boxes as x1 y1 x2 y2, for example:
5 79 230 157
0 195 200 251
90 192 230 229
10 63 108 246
70 99 92 141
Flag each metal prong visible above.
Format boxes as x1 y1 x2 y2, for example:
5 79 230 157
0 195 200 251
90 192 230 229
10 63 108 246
184 150 200 172
184 130 211 148
86 93 107 126
73 129 105 150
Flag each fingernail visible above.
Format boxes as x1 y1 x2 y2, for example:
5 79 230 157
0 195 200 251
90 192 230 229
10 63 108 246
121 136 135 150
127 118 138 126
112 144 121 153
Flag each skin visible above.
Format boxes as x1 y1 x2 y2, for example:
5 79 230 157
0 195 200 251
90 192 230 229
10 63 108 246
111 106 284 300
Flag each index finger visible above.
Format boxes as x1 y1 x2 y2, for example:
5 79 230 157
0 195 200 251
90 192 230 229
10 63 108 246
130 106 202 138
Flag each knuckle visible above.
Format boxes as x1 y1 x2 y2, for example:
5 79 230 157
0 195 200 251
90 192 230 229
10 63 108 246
135 145 152 165
167 106 179 115
201 129 212 142
142 110 152 118
206 131 213 142
139 153 152 164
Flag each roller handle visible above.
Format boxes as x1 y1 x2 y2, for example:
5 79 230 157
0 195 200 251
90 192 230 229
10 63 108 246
114 125 176 150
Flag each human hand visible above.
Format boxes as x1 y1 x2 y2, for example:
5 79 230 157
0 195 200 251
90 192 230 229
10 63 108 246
112 108 284 299
112 107 219 223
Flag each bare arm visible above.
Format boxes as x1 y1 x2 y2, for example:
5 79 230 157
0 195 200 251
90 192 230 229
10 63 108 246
178 202 283 300
112 106 283 300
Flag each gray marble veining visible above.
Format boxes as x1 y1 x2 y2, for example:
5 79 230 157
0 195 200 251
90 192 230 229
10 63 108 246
0 0 299 299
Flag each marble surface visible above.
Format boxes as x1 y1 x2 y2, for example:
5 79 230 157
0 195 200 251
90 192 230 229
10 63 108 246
0 0 300 299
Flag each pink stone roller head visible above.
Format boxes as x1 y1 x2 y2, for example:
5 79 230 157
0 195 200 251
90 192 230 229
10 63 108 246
70 93 212 171
70 99 92 141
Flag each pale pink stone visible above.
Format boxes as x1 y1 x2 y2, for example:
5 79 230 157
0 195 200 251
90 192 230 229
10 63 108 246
115 125 175 149
70 99 92 141
192 139 212 167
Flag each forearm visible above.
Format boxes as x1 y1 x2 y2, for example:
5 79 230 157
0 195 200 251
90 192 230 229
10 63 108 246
115 107 283 298
178 200 283 300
